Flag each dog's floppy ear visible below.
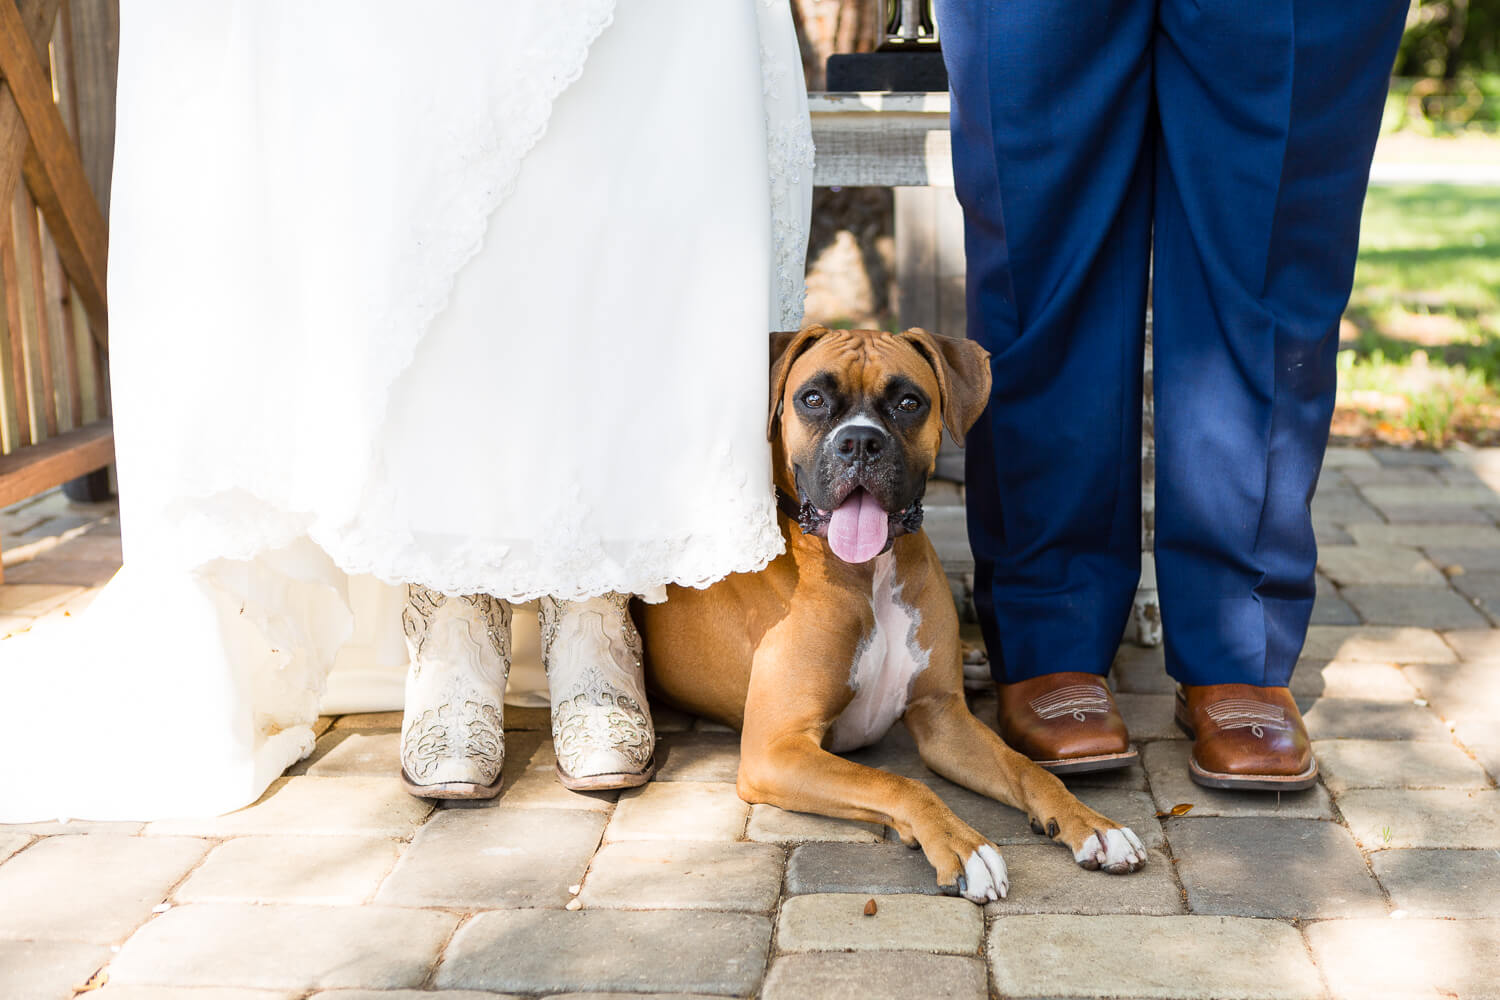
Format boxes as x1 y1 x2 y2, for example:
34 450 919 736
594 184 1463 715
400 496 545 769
767 325 829 440
901 327 992 448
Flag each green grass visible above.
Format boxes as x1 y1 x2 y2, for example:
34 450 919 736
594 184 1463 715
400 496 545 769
1340 183 1500 445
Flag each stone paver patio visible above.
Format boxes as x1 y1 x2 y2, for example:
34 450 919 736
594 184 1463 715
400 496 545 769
4 446 1500 999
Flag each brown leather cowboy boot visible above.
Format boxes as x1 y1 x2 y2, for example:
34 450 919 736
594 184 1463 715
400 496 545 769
1175 683 1317 790
996 672 1137 774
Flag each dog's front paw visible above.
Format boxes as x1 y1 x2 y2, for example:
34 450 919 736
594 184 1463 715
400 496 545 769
955 844 1009 903
1074 827 1147 874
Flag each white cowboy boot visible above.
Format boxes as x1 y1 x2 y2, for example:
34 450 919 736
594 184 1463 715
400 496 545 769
538 593 656 790
399 584 511 799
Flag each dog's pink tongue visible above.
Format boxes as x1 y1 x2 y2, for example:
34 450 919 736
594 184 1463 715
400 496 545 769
827 489 889 564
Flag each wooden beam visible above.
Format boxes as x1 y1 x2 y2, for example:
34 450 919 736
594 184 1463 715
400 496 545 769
0 0 108 345
0 414 108 505
0 0 62 206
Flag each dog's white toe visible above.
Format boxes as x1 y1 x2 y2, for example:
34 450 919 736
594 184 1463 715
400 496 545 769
959 844 1009 902
1074 827 1147 873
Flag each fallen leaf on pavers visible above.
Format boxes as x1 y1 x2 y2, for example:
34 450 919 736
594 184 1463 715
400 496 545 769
864 899 878 916
1444 564 1465 577
73 968 107 992
1155 803 1193 818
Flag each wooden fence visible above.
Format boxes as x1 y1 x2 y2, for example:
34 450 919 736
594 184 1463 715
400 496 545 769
0 0 116 581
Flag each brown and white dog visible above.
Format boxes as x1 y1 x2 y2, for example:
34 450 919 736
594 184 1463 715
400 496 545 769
640 325 1146 902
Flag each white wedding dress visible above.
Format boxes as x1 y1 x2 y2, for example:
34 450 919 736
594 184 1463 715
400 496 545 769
0 0 812 821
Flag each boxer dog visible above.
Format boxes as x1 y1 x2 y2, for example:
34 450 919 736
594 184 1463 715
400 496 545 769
639 326 1147 903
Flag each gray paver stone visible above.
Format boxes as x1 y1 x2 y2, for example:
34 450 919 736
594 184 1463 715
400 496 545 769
435 909 771 995
0 940 110 1000
1370 848 1500 917
143 777 432 838
1378 503 1494 523
1073 788 1167 849
1454 571 1500 624
983 847 1181 916
1351 522 1500 548
1337 788 1500 848
1442 627 1500 663
746 803 884 843
1307 917 1500 1000
1316 545 1446 586
306 993 514 1000
1310 591 1361 625
760 952 986 1000
331 711 403 730
1322 447 1378 469
1427 546 1500 572
1362 484 1496 506
1142 742 1334 819
377 807 604 908
1313 739 1491 792
1301 625 1455 663
777 893 983 953
1166 817 1385 918
652 732 742 782
1115 693 1181 740
604 781 748 841
1110 643 1171 693
108 903 456 991
1340 584 1489 629
1290 659 1417 700
487 741 617 812
1301 697 1452 741
1312 518 1353 545
786 842 943 895
175 835 400 905
842 724 931 778
0 834 210 943
1370 448 1452 468
987 914 1323 999
579 840 783 911
1310 488 1383 524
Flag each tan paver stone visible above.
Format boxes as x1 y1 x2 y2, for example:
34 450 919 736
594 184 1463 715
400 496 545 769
786 842 943 895
605 781 748 841
652 732 742 782
435 909 771 995
1142 742 1334 819
1311 489 1383 525
0 833 29 864
988 915 1322 1000
4 557 120 586
1302 626 1455 663
777 893 982 953
312 715 334 737
1166 818 1385 918
579 840 783 911
175 835 400 905
1317 545 1446 586
542 995 725 1000
377 807 604 908
0 940 111 1000
0 819 144 835
97 989 298 1000
1361 484 1499 507
501 704 551 731
488 742 618 812
983 847 1181 916
1403 662 1500 726
761 952 986 1000
746 803 884 843
1341 584 1490 629
1313 739 1491 792
331 711 403 730
1115 693 1181 740
1351 522 1500 548
1290 660 1417 700
302 731 399 777
1306 917 1500 1000
1442 628 1500 663
1338 788 1500 848
144 777 432 839
109 903 455 991
0 582 83 616
1371 849 1500 917
0 834 210 943
1466 739 1500 780
1301 697 1452 740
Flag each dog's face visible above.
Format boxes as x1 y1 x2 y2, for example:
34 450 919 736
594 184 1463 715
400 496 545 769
768 326 992 564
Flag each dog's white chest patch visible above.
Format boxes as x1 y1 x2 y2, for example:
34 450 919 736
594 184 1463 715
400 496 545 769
825 553 929 753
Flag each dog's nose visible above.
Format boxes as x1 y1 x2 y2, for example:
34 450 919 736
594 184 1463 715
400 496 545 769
833 424 885 463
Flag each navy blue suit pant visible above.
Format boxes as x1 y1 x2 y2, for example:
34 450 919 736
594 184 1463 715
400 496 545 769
937 0 1409 687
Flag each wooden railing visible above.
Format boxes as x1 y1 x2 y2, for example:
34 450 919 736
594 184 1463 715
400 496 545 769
0 0 115 581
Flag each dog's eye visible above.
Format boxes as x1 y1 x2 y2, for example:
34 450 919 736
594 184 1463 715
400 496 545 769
897 395 922 413
801 391 825 409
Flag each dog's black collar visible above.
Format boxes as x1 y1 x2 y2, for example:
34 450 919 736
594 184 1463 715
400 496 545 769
774 487 802 522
